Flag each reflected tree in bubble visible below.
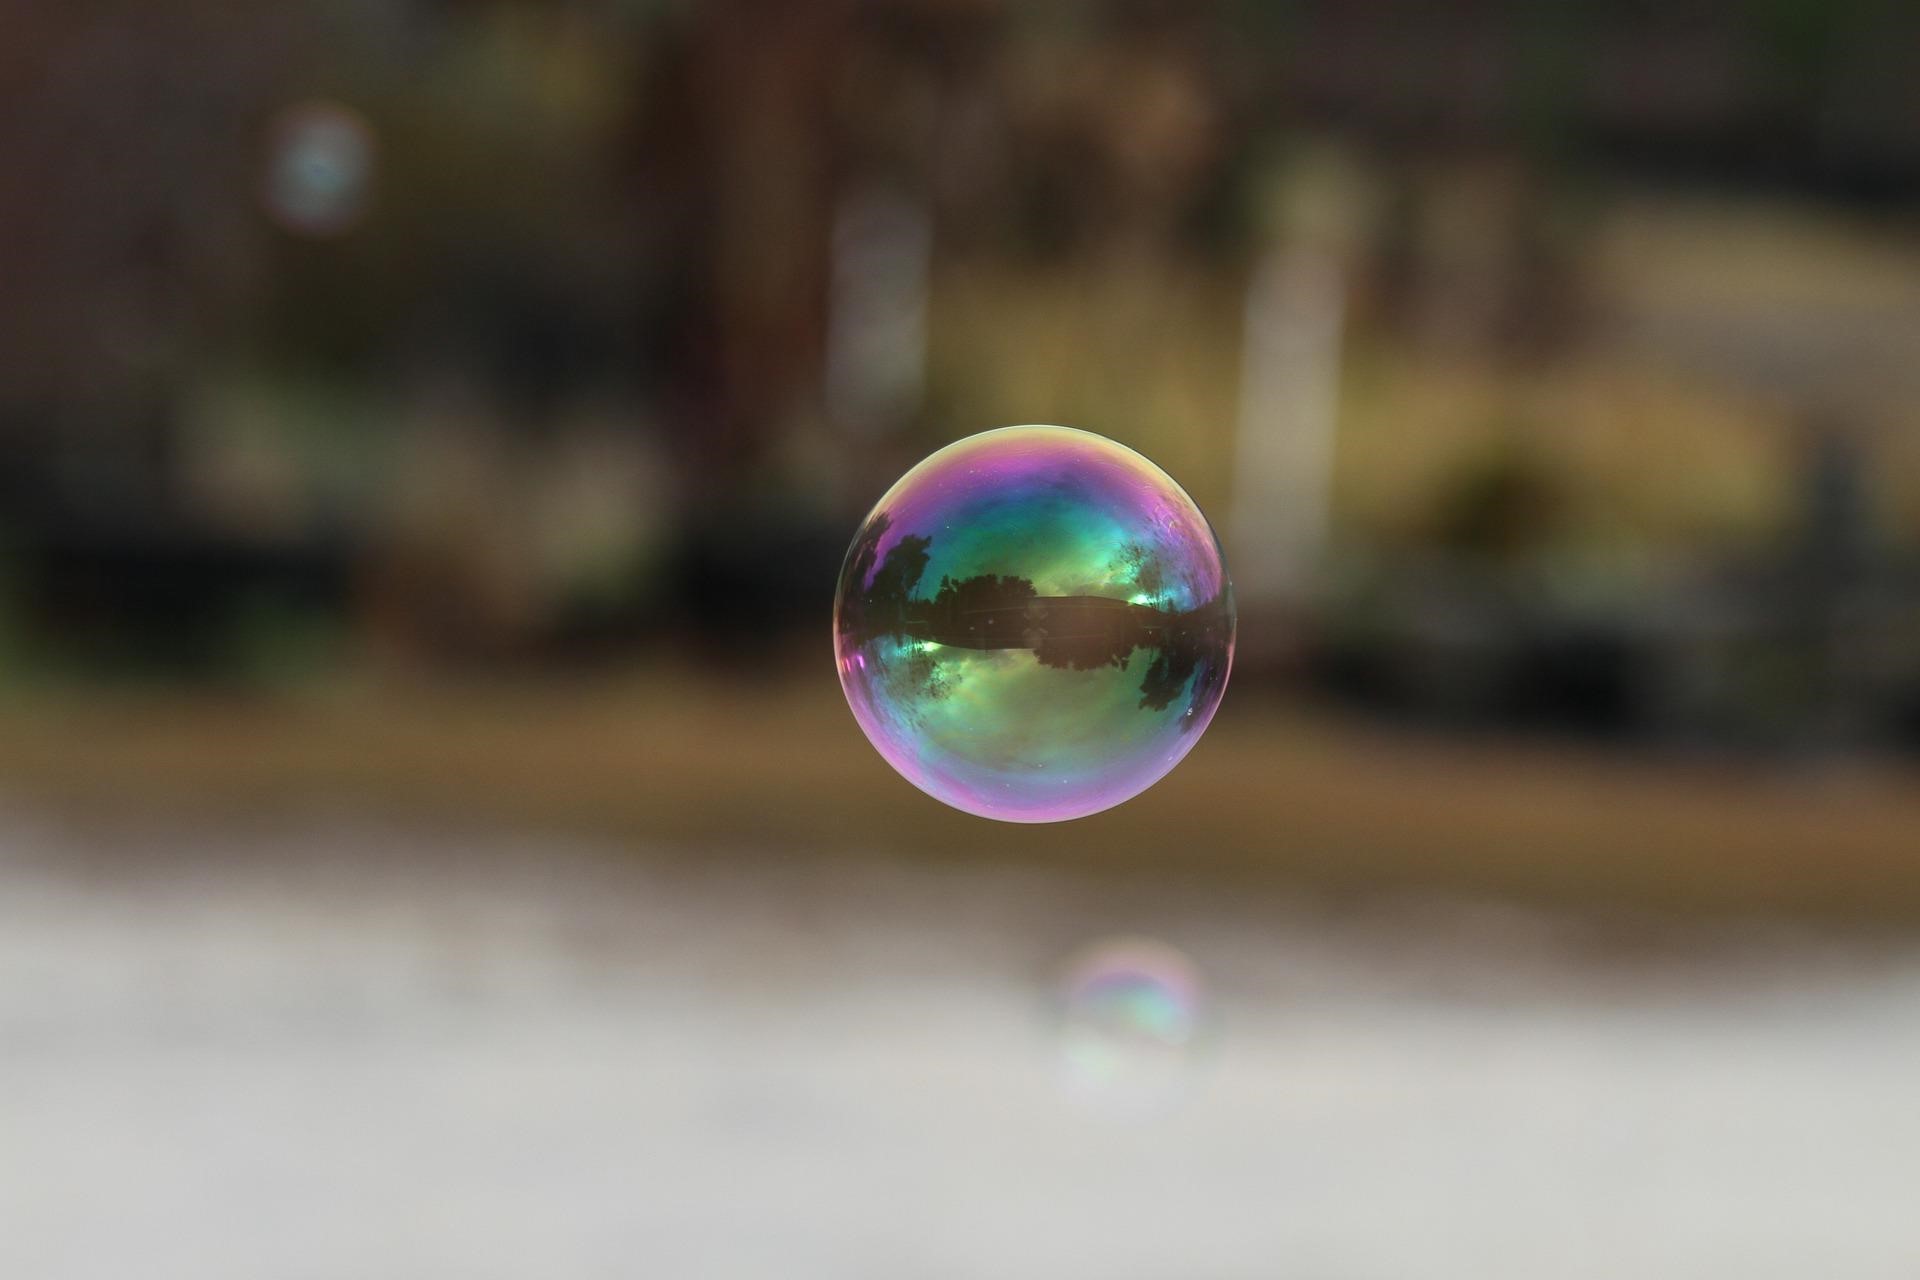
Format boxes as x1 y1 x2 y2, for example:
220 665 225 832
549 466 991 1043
834 426 1234 823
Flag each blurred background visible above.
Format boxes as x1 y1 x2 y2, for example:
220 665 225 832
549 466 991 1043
4 1 1920 1275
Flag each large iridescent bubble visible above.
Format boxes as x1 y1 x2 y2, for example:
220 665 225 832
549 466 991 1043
833 425 1234 822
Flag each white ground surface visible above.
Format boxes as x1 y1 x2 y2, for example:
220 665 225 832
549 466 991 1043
2 809 1917 1279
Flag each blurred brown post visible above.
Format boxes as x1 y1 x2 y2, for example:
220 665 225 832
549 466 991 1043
637 0 854 491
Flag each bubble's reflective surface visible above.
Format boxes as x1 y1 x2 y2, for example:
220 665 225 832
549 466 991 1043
1055 937 1207 1116
834 425 1234 822
264 102 374 237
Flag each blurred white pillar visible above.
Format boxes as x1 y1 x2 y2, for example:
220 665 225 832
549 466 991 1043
826 186 931 436
1231 245 1345 607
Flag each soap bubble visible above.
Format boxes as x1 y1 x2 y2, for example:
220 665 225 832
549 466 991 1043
263 101 374 237
833 425 1234 822
1055 936 1207 1116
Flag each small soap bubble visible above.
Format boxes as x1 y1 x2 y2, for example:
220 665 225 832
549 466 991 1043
833 426 1234 822
1054 936 1207 1117
263 101 374 237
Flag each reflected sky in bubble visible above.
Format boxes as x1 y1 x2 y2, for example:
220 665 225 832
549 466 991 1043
833 426 1234 822
1055 936 1207 1117
263 101 374 237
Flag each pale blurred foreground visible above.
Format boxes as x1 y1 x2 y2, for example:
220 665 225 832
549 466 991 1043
4 807 1918 1280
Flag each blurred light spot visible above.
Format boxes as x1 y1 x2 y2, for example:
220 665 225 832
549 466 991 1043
1232 244 1345 606
826 186 930 435
263 102 375 238
1054 936 1207 1117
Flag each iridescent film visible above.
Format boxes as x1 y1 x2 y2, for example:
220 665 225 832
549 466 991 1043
833 425 1234 822
1055 936 1208 1116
